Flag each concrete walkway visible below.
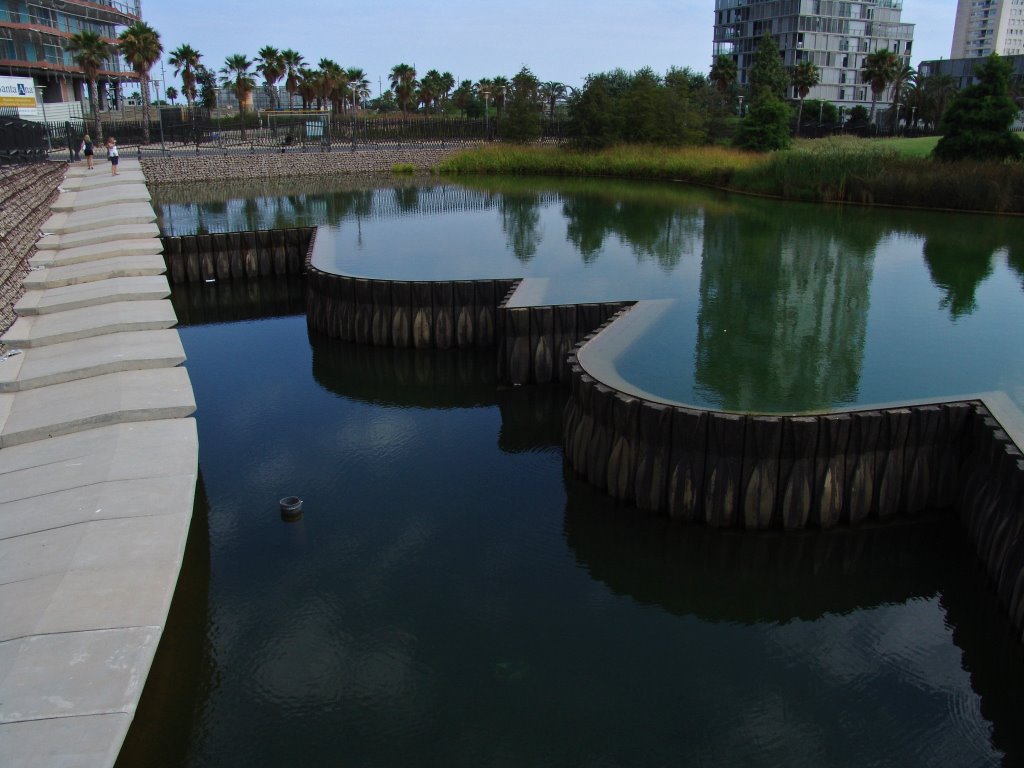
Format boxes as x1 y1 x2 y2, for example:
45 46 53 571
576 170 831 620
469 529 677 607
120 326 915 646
0 159 197 767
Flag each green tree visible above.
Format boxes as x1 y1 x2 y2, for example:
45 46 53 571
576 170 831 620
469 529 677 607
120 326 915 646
566 73 621 149
346 68 370 109
255 46 285 109
492 75 509 117
888 62 915 131
220 54 255 139
169 43 202 108
933 54 1024 162
390 63 417 114
790 60 820 135
540 81 567 119
736 34 790 151
709 54 737 94
196 64 217 109
502 66 543 142
860 48 899 124
66 30 110 140
118 21 162 143
452 79 475 116
281 49 305 109
166 85 178 105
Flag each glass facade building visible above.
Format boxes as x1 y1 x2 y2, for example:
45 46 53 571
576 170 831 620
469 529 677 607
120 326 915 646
0 0 141 108
712 0 915 111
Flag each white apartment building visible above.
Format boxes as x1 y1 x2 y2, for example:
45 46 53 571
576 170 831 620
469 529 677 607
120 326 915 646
713 0 916 110
951 0 1024 57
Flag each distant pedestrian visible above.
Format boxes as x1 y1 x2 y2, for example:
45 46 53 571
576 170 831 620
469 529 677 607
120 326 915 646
106 136 119 176
81 134 94 170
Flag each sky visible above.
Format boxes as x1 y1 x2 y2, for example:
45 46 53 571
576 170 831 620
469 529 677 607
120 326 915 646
143 0 959 95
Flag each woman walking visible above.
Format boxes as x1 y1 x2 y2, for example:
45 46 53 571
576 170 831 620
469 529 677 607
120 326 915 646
106 136 119 176
80 134 94 169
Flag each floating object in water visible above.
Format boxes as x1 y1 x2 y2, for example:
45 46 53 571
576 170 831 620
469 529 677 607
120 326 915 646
280 496 303 521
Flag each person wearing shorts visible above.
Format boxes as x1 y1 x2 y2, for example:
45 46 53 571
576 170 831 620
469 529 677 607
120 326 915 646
106 137 119 176
81 134 94 169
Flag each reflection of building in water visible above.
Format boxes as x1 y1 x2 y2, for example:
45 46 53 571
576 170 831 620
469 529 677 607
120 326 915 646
695 213 874 412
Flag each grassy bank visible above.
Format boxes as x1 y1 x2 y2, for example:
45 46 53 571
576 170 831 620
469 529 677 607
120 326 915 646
437 139 1024 214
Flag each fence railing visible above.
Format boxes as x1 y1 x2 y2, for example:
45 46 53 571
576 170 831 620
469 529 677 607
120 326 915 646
0 114 50 165
34 112 567 154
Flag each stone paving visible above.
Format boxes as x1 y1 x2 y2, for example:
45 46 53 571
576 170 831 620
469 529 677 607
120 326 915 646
0 159 198 767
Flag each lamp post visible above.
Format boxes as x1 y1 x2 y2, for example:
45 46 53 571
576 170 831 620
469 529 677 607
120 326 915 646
910 106 916 132
819 99 824 127
895 103 901 135
35 86 52 151
482 90 491 139
152 77 166 151
737 94 744 117
349 81 358 151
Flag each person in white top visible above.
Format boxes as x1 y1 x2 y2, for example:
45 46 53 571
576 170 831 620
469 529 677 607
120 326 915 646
106 137 120 176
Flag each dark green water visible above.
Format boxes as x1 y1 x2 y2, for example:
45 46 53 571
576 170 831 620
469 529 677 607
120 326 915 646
155 176 1024 413
117 284 1024 768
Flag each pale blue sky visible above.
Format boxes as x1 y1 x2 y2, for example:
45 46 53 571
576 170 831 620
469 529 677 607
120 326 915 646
144 0 957 94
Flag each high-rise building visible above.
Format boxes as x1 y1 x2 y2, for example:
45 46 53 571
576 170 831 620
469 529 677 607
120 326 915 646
0 0 141 110
712 1 915 111
951 0 1024 58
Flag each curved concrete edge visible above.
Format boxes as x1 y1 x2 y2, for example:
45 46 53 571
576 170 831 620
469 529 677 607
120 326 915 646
0 158 199 767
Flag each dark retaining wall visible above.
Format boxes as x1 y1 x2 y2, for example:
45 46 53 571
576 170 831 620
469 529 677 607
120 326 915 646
160 228 313 284
305 263 632 386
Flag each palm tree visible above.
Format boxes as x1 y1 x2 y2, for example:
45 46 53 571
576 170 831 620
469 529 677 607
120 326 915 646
169 43 202 108
452 79 474 116
390 63 417 114
861 48 899 125
118 21 162 143
492 75 509 117
439 71 455 108
317 58 346 113
67 30 110 140
539 81 567 119
790 60 820 135
710 54 738 94
888 62 916 131
346 67 370 110
297 67 318 110
282 49 305 109
220 53 255 139
166 86 178 105
923 73 957 129
255 46 285 110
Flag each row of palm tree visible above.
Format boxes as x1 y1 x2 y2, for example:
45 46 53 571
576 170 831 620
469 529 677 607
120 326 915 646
66 22 162 143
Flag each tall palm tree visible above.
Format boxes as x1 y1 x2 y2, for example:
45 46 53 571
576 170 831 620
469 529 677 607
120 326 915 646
256 46 285 110
492 75 509 118
539 81 567 119
281 49 305 109
790 60 820 135
67 29 110 140
297 67 318 110
345 67 370 109
888 62 916 131
452 79 474 116
317 58 346 112
118 21 162 143
439 71 455 108
220 53 255 139
709 54 738 94
923 73 958 129
169 43 202 108
861 48 899 124
390 63 417 114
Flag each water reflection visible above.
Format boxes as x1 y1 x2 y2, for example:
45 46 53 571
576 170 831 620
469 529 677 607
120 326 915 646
157 176 1024 411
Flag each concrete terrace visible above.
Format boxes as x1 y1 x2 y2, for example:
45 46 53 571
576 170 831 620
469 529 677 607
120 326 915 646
0 160 198 767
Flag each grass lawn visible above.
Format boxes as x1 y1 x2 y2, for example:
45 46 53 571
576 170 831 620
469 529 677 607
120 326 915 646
793 134 939 159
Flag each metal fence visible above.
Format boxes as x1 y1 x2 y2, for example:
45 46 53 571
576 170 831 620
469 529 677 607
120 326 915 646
34 111 567 154
0 113 51 165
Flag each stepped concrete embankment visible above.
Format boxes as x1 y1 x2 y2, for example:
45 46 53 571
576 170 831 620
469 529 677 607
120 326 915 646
0 159 197 767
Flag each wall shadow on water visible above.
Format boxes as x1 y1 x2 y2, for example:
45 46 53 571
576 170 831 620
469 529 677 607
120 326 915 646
115 474 214 768
563 467 1024 765
308 332 565 453
170 276 307 327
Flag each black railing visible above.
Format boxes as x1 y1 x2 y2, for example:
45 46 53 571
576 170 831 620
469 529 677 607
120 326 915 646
34 111 567 153
0 114 50 165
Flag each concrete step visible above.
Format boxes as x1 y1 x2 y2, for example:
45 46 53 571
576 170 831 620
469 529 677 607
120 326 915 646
23 255 167 290
42 202 156 236
36 223 160 252
0 330 185 392
15 276 170 316
59 168 146 192
1 300 177 348
51 185 151 212
0 367 196 448
30 239 163 269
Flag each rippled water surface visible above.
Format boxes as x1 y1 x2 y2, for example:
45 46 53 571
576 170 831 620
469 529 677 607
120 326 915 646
117 284 1024 768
